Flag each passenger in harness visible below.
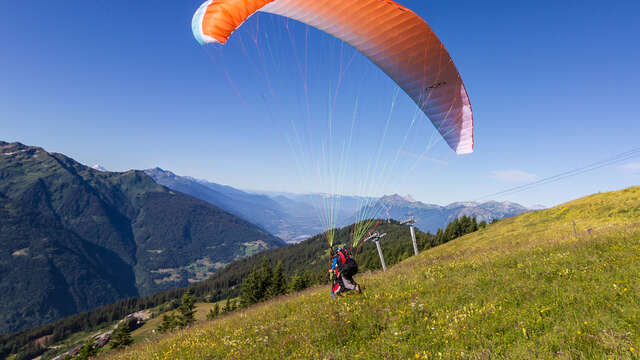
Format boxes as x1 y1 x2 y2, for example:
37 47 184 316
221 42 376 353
329 247 361 298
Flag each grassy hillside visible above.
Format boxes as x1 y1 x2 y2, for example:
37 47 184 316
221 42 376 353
102 187 640 359
2 220 440 360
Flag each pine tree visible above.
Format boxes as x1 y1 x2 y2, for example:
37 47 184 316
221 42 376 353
206 307 217 320
177 292 196 328
110 321 133 349
301 272 311 289
267 261 287 298
437 228 443 244
76 341 98 359
289 272 307 292
157 313 177 333
257 259 273 300
240 266 260 306
239 260 300 303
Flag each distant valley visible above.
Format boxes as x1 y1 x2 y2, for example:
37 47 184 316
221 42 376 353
146 168 373 243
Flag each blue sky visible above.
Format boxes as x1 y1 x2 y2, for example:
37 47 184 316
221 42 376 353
1 0 639 207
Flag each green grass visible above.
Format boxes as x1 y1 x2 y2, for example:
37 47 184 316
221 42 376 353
102 187 640 359
130 302 229 343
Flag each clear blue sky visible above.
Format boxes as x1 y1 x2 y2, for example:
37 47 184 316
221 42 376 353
2 0 639 207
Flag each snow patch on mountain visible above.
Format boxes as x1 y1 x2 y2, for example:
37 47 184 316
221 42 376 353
91 164 108 172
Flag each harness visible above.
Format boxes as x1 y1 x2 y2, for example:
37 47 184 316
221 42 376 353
337 250 347 265
329 248 349 278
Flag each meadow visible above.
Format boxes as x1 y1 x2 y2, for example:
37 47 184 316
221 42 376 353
102 187 640 359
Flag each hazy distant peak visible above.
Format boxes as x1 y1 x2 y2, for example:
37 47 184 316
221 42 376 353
403 194 417 202
500 200 521 207
183 176 210 185
145 167 176 178
379 194 410 203
445 201 478 209
148 166 168 173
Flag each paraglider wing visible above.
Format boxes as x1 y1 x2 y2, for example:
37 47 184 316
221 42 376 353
193 0 473 154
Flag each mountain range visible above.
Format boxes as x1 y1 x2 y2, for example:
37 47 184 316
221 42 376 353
146 168 374 243
0 141 283 334
368 194 534 233
146 169 534 239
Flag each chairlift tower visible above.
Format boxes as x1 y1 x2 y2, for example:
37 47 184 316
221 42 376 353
364 232 387 271
400 217 418 256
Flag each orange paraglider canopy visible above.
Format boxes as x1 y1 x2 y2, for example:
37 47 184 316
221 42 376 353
193 0 473 154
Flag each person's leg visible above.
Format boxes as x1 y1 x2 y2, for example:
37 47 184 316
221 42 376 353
341 275 356 290
333 277 345 295
343 274 361 293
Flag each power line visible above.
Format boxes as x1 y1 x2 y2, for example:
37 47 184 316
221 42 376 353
475 147 640 201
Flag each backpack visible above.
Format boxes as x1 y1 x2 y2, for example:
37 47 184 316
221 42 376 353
339 257 358 277
336 248 358 277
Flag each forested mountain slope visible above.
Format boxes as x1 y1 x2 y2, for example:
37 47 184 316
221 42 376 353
0 141 284 334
